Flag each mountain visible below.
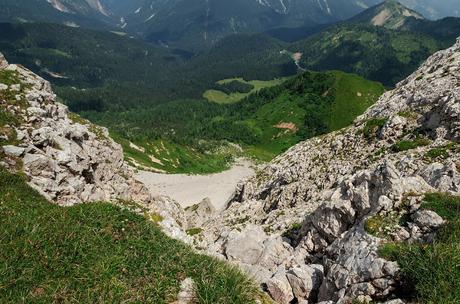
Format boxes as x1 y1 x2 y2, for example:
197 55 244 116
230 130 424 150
2 32 460 304
0 0 458 52
399 0 460 19
0 54 261 303
0 0 382 51
0 0 116 29
118 0 382 51
197 36 460 304
289 24 442 86
350 0 424 29
275 1 460 86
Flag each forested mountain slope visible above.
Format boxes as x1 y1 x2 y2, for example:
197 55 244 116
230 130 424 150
88 71 383 171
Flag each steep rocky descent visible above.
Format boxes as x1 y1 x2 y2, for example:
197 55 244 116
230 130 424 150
0 53 190 243
193 37 460 303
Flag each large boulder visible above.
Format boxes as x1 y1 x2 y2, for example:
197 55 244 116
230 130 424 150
225 225 267 265
2 145 25 157
266 268 294 304
286 264 323 301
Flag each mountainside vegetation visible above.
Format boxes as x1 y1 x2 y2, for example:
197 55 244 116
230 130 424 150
380 193 460 303
0 23 294 112
0 2 458 173
86 71 384 171
0 166 260 303
290 23 453 86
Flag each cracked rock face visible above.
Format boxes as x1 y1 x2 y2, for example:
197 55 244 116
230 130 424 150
0 54 191 243
0 58 147 205
193 37 460 303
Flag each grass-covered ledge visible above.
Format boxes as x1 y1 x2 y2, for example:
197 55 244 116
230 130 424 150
0 167 261 303
379 193 460 304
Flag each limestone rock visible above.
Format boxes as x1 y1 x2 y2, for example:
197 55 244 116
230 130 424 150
2 145 25 157
0 52 187 243
174 278 196 304
225 225 266 265
286 264 323 300
185 197 215 229
412 209 445 230
0 53 8 69
266 268 294 304
196 39 460 303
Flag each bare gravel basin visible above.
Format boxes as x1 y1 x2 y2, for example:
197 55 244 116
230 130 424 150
135 160 255 210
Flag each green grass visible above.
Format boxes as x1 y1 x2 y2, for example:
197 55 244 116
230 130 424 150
0 70 19 86
0 110 18 127
379 193 460 304
0 167 259 303
424 143 458 161
362 118 387 139
112 134 237 174
392 137 431 152
328 71 384 130
186 228 203 236
203 77 287 104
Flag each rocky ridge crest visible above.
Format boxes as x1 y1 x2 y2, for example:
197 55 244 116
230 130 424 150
193 37 460 303
0 53 190 243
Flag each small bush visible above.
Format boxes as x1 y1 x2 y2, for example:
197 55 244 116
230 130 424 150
424 143 457 161
282 222 303 239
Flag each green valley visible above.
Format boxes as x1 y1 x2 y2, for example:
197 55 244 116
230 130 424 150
87 70 384 172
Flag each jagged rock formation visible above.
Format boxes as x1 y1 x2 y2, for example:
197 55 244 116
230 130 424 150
0 54 190 243
196 37 460 303
0 56 147 204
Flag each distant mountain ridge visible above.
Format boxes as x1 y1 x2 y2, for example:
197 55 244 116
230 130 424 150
350 0 424 29
0 0 458 51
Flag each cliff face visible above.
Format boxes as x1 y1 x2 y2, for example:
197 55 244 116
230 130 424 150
196 37 460 303
0 53 190 243
0 54 148 205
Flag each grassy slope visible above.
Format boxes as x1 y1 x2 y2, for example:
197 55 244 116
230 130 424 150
203 78 287 104
239 71 384 159
0 167 259 303
112 134 238 174
380 193 460 303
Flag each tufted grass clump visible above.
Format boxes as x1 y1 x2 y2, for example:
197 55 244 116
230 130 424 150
392 137 430 152
424 143 458 161
186 227 203 236
362 118 387 139
0 167 259 303
379 193 460 303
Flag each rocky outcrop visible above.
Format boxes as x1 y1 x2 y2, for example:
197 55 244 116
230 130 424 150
0 56 146 205
196 37 460 303
0 53 190 243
